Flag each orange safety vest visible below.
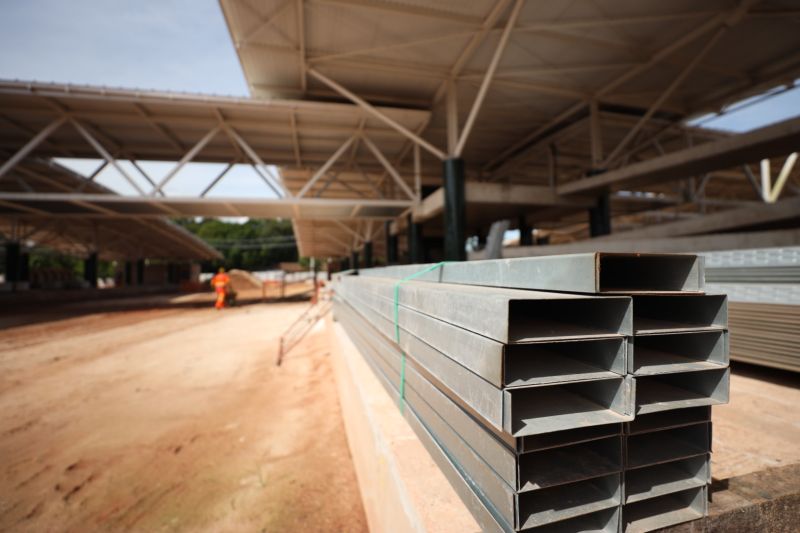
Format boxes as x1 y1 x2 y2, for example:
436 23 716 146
211 273 230 291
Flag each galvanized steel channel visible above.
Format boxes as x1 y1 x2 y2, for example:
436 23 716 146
333 250 728 532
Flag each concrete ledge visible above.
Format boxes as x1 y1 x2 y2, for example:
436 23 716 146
329 317 800 533
658 463 800 532
0 285 180 305
329 317 479 533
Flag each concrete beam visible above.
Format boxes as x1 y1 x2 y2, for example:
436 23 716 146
497 228 800 258
595 195 800 241
412 182 594 222
666 463 800 533
558 115 800 195
329 319 479 533
0 192 413 221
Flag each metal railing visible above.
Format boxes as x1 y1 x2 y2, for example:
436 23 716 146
275 292 331 366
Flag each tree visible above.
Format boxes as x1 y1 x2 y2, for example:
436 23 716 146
174 218 299 271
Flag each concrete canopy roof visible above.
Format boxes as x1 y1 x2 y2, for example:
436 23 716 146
0 80 429 258
220 0 800 253
4 2 800 261
0 158 221 261
221 0 800 175
0 80 430 170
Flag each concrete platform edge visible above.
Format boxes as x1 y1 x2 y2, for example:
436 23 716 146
328 316 479 533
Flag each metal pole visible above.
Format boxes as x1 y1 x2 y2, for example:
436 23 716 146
71 120 146 195
443 158 466 261
407 213 424 264
151 127 220 195
589 193 612 237
351 250 359 273
385 220 398 264
136 259 145 286
84 252 98 288
307 67 446 160
454 0 523 157
364 241 373 268
125 261 133 286
587 168 611 237
298 136 355 197
19 250 29 284
768 152 798 203
518 215 533 246
0 117 66 180
4 242 21 284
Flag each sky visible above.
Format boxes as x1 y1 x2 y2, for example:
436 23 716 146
0 0 248 96
1 1 798 197
0 0 266 198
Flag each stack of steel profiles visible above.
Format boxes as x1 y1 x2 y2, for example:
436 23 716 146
334 298 625 532
705 284 800 372
700 246 800 372
359 252 705 294
631 294 730 414
622 294 728 531
623 408 712 532
703 246 800 284
333 253 726 532
706 266 800 283
721 300 800 372
336 275 634 435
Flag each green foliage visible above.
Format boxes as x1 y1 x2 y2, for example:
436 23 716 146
27 251 115 279
174 218 299 271
98 260 116 278
29 250 81 273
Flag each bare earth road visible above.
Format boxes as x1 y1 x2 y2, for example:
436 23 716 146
0 296 367 532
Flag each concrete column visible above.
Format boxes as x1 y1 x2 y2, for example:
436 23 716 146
84 252 98 288
136 259 145 286
423 236 443 262
589 194 612 237
19 252 30 283
587 169 611 237
363 241 373 268
443 158 466 261
124 261 133 286
518 215 533 246
167 263 181 284
406 214 423 264
4 242 21 283
385 220 398 265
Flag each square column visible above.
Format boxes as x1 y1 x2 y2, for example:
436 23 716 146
443 158 466 261
84 252 98 288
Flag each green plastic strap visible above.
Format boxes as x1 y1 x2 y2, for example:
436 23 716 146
393 261 447 412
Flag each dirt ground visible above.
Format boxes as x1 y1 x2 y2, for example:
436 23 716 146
0 294 367 532
1 289 798 532
711 361 800 480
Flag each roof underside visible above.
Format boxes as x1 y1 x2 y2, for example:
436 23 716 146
0 82 428 258
222 0 800 173
3 1 800 260
220 0 800 254
0 158 221 261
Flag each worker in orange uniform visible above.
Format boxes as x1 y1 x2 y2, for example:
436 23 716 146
210 267 231 310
